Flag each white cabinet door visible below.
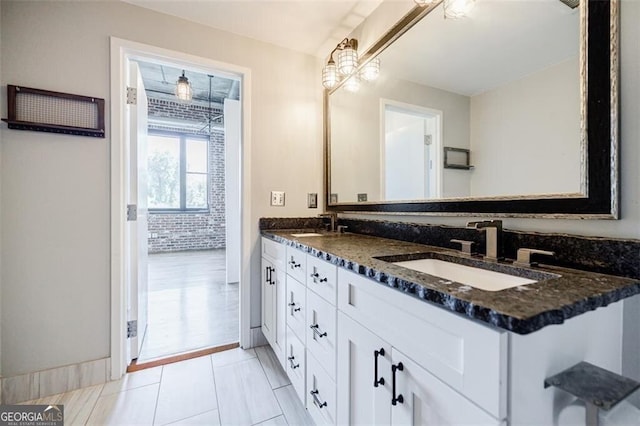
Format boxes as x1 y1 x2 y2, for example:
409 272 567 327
273 265 286 367
261 257 276 346
337 312 392 426
390 348 502 426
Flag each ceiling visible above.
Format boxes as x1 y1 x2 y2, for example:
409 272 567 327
123 0 384 58
136 61 238 106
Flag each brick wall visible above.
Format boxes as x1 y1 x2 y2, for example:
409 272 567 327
146 97 226 252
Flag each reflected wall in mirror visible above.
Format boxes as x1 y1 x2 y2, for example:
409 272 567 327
327 0 618 217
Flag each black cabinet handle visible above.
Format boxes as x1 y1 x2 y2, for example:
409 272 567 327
319 277 328 283
288 356 299 369
289 260 301 269
310 389 327 409
288 302 301 314
374 348 385 387
269 267 276 285
310 272 319 279
391 362 404 406
310 324 327 338
266 266 272 284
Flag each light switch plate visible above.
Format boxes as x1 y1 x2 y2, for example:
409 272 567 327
271 191 285 206
308 193 318 208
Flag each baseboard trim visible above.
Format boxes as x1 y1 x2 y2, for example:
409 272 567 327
1 357 111 404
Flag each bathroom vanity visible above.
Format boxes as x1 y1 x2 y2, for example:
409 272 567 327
260 229 640 426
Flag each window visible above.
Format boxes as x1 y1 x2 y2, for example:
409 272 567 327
148 132 209 211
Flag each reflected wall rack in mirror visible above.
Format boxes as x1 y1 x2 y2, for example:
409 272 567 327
325 0 618 218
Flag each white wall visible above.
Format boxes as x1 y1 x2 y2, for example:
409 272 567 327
470 57 581 197
0 1 322 377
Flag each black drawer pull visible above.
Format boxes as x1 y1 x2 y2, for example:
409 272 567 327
319 277 328 283
392 362 404 406
310 389 327 409
288 356 300 369
294 307 301 312
289 260 301 268
374 348 385 387
310 324 327 338
310 272 319 279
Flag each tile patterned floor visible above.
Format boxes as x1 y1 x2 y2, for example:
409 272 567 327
20 346 313 426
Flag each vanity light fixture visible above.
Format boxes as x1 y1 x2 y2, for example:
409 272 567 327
360 57 380 82
175 70 193 102
322 38 359 89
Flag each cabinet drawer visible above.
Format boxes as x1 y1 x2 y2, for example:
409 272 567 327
286 327 306 406
286 276 306 343
307 350 337 425
307 289 337 380
286 245 307 283
337 268 507 419
262 237 285 270
306 255 337 305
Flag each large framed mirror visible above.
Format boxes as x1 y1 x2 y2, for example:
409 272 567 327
325 0 618 218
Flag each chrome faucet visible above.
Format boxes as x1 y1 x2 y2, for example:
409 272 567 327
466 220 503 261
318 212 338 232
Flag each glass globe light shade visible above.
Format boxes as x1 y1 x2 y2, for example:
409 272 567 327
444 0 475 19
344 74 361 93
175 71 193 102
360 57 380 82
338 45 358 76
322 61 339 89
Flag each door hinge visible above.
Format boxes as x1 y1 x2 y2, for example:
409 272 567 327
127 204 137 221
424 134 432 145
127 320 137 338
126 87 137 105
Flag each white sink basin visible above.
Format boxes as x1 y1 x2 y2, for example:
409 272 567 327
393 258 536 292
290 232 324 237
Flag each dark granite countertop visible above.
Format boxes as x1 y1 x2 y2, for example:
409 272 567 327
261 229 640 334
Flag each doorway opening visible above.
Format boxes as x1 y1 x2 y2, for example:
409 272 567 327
380 99 443 201
110 37 251 379
133 62 240 364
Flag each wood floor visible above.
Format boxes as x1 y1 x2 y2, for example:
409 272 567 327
20 346 313 426
139 250 239 362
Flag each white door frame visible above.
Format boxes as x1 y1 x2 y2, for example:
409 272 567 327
379 98 443 199
110 37 252 380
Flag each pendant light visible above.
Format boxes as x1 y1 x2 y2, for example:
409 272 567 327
175 70 193 102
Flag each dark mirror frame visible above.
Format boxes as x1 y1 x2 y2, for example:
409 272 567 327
325 0 619 219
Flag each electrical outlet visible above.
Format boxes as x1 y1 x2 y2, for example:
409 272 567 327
271 191 285 206
308 193 318 208
357 193 368 202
